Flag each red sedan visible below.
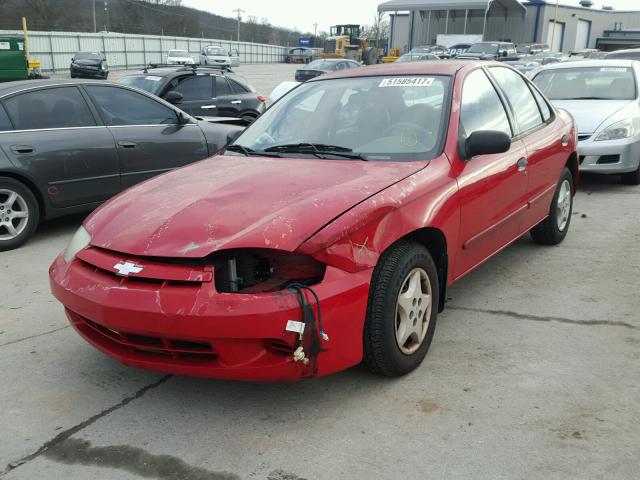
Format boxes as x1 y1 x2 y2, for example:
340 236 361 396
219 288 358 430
50 61 578 381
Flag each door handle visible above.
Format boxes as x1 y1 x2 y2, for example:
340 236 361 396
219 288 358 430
201 105 217 109
516 157 528 171
117 141 138 149
230 100 242 104
10 145 34 154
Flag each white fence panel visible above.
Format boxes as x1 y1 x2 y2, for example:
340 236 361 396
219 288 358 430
0 30 287 72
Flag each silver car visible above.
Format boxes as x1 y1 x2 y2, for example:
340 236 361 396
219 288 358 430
532 60 640 185
200 45 231 68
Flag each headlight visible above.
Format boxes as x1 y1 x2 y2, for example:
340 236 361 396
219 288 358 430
595 118 635 141
63 226 91 262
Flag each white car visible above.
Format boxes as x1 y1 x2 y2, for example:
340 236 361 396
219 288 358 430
166 49 194 65
532 60 640 185
200 46 232 68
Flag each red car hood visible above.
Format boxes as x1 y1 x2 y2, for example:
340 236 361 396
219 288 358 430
86 155 426 258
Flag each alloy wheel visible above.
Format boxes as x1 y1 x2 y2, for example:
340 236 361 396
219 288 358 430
395 267 432 355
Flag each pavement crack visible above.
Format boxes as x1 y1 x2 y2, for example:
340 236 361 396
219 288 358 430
2 374 172 476
0 325 71 348
447 306 638 330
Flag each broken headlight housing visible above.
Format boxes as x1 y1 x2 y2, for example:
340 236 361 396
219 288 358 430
208 249 326 293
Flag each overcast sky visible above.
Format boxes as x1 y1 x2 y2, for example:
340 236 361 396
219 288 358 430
182 0 640 33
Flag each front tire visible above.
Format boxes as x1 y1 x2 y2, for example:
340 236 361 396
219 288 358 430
530 167 573 245
621 164 640 185
364 241 439 377
0 177 39 251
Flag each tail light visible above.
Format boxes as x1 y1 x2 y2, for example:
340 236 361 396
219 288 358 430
207 249 326 293
257 95 266 103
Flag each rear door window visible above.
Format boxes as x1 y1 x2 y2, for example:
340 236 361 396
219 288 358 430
174 75 213 101
215 76 232 97
4 86 96 130
86 86 177 125
490 67 543 133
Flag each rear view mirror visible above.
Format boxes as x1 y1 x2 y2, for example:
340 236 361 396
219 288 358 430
501 50 508 57
164 91 183 104
176 110 190 125
465 131 511 159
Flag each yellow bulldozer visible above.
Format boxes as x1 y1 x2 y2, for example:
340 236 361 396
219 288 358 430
320 24 380 65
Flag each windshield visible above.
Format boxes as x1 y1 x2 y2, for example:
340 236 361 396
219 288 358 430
230 75 451 161
205 47 226 56
307 60 337 70
119 75 165 95
533 66 637 100
467 43 499 54
75 52 102 60
168 50 188 57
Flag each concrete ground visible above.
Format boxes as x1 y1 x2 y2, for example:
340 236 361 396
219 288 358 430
1 64 640 479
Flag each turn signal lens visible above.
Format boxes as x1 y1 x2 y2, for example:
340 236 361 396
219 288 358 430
257 95 266 103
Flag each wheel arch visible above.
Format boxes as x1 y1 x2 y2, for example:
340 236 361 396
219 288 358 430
566 152 579 193
0 171 46 221
396 227 448 313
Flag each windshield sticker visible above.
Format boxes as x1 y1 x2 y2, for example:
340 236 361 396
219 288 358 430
600 67 628 72
144 76 163 81
0 42 10 50
379 77 435 88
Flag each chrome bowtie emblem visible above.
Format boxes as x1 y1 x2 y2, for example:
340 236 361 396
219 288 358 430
113 261 143 276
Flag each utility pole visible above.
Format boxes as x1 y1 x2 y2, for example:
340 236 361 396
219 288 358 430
232 8 245 43
104 0 109 33
313 22 318 48
92 0 97 33
550 0 559 52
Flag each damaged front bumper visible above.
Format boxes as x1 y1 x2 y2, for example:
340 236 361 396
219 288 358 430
49 248 371 381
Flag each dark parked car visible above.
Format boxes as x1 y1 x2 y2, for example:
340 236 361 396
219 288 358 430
119 67 266 122
448 43 472 57
0 80 244 250
70 52 108 79
294 59 361 82
410 45 450 58
457 42 518 61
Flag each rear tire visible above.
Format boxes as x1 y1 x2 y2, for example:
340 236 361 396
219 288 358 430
530 167 573 245
0 177 39 251
364 241 439 377
621 165 640 185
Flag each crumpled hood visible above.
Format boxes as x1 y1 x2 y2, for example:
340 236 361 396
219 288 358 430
551 99 632 134
86 156 426 258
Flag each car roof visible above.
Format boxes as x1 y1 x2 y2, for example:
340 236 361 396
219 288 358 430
308 60 480 82
538 59 638 70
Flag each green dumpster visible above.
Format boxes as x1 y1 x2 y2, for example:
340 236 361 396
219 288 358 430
0 35 29 82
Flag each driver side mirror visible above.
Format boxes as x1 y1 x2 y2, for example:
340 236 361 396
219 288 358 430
176 110 190 125
164 91 183 105
226 128 243 145
464 131 511 159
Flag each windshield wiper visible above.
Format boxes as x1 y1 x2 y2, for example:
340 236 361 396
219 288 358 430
560 96 610 100
264 143 368 160
225 144 281 157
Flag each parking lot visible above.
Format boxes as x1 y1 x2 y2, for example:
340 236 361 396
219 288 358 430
1 63 640 480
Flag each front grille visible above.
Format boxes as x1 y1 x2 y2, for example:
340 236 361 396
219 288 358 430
264 339 295 355
597 154 620 164
78 314 217 361
578 134 591 142
76 247 212 287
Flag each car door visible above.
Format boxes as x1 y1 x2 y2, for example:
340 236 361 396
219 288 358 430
169 74 215 116
0 85 120 209
214 76 242 117
84 85 208 190
453 68 529 279
488 66 566 232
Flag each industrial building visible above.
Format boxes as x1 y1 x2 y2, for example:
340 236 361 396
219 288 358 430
379 0 640 53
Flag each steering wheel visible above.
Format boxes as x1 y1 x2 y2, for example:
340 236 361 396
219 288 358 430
382 122 430 147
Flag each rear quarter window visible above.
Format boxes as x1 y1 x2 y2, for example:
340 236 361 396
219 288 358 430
0 104 12 131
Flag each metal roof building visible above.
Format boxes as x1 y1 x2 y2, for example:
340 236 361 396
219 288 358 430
379 0 640 53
